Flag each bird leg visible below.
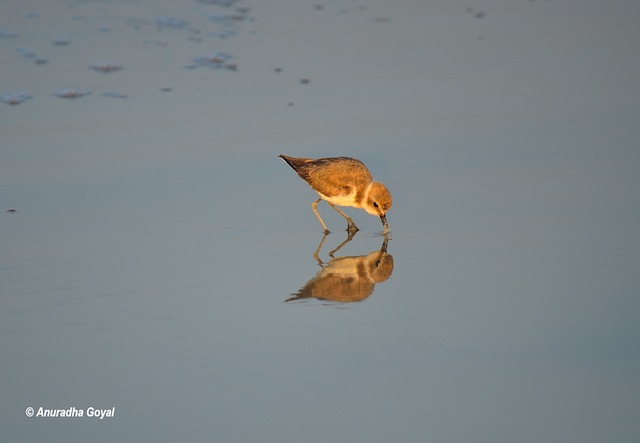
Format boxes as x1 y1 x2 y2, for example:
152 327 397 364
326 201 359 234
311 198 331 234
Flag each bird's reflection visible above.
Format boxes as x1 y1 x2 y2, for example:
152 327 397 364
286 233 394 304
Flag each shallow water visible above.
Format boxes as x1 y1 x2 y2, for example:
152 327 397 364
2 0 640 442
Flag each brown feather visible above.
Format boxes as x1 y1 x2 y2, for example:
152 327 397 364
279 155 372 198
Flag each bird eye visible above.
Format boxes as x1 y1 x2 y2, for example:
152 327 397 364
373 202 379 208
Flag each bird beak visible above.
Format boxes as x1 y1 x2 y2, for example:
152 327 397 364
380 214 389 232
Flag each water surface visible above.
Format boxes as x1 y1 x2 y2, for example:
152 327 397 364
2 0 639 442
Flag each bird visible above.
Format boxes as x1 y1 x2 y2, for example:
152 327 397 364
279 154 392 234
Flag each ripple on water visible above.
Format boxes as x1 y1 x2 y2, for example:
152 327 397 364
16 47 49 64
0 28 18 38
1 92 32 105
155 17 190 30
51 38 71 46
54 88 91 99
103 91 129 99
189 51 237 70
89 62 123 73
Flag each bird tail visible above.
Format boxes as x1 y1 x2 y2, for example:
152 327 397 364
279 155 312 177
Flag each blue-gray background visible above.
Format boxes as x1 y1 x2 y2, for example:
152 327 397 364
2 0 639 441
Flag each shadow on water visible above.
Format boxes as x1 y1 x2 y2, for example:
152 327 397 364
285 233 394 304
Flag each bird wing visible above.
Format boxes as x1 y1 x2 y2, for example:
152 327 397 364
307 157 373 198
